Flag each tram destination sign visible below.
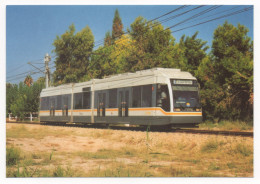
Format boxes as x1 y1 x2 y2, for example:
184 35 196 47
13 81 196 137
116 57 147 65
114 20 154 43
172 80 193 85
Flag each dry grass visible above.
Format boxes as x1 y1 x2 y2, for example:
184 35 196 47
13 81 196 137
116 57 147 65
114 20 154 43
6 123 253 177
199 120 253 131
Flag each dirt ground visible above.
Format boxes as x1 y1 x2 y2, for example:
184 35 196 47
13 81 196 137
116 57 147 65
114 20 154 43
6 123 254 177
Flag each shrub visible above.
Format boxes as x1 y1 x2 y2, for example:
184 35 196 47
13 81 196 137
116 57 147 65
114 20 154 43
208 162 220 170
53 166 74 177
235 143 252 157
201 140 218 153
6 147 21 166
53 166 64 177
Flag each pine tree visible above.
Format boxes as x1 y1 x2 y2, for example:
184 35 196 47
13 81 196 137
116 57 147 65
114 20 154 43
104 31 112 46
112 9 123 42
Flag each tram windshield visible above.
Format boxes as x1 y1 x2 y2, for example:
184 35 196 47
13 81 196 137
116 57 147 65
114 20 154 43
171 79 201 110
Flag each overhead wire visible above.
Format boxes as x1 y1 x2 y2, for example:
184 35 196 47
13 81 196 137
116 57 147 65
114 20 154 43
180 5 242 27
6 58 43 74
7 63 56 82
170 6 253 33
152 5 205 27
7 57 56 80
164 5 222 31
6 65 57 83
148 5 190 23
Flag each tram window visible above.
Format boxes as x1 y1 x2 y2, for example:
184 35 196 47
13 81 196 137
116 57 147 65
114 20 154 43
102 93 106 107
132 86 141 107
142 85 152 107
40 97 44 110
45 97 49 110
40 98 43 110
109 89 117 108
74 93 83 109
40 97 49 110
156 84 170 112
56 95 62 110
62 94 71 109
83 92 91 109
50 97 56 109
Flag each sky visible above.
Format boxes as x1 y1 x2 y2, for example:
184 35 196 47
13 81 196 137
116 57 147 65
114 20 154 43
6 5 253 84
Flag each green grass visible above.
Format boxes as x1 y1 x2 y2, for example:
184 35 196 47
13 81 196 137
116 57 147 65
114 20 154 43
235 143 252 157
201 139 219 153
6 146 22 166
208 162 221 171
52 166 74 177
7 164 77 177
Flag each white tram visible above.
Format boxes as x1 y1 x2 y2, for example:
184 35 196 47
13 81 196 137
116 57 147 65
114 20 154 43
39 68 202 127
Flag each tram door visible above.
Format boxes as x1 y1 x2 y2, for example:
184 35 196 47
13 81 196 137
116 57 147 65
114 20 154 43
97 92 106 117
50 98 55 116
118 88 130 117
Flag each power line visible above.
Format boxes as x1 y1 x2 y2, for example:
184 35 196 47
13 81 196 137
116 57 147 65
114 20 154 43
6 72 43 83
6 65 56 83
180 5 242 27
7 66 45 80
165 5 221 31
7 59 55 80
6 58 43 73
153 5 205 27
171 6 253 34
149 5 190 22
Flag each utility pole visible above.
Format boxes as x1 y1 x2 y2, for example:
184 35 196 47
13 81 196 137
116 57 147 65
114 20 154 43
44 53 51 88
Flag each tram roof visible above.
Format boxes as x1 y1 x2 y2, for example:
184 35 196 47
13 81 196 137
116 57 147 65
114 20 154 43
41 68 196 95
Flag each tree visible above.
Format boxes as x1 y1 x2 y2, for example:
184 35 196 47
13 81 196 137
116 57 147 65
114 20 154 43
104 31 112 46
36 77 45 86
10 82 28 119
6 83 18 116
109 34 137 73
7 76 45 119
30 78 45 113
198 22 253 121
52 24 76 85
178 32 209 73
85 45 114 80
52 24 94 85
112 9 124 42
24 75 33 87
128 16 176 70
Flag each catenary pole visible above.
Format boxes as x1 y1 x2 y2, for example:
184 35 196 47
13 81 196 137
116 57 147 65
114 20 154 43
44 53 51 88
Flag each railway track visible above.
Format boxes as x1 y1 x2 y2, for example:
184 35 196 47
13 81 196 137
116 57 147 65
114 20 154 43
6 121 253 137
